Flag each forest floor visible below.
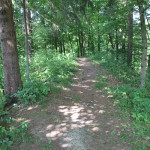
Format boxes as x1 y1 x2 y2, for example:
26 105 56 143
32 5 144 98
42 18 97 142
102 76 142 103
13 58 134 150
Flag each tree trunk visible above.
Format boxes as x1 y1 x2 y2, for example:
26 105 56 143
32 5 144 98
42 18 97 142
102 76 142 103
91 30 95 54
24 0 32 55
127 7 133 66
63 40 65 55
83 32 86 56
88 28 91 52
0 0 22 102
97 11 100 52
109 33 114 49
148 54 150 71
79 31 83 56
59 41 63 54
137 0 148 89
122 31 126 62
68 34 73 54
23 0 30 80
116 29 119 61
122 0 127 60
55 37 57 51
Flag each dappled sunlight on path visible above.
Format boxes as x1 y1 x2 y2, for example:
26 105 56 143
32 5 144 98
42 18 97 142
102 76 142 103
16 58 132 150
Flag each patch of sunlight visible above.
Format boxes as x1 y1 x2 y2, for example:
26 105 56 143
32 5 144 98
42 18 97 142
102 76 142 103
73 77 79 80
24 119 31 123
7 40 13 47
46 125 53 130
45 104 99 142
99 110 105 114
107 95 113 98
62 87 71 91
15 117 25 122
92 127 100 132
15 117 31 123
62 143 69 148
27 105 39 110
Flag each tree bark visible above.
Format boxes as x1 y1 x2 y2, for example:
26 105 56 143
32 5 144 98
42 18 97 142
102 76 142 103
59 41 63 54
83 32 86 56
122 31 126 62
63 39 65 55
109 33 114 49
24 0 32 55
116 29 119 61
23 0 30 80
127 7 133 66
137 0 148 89
0 0 22 101
97 11 100 52
54 37 57 51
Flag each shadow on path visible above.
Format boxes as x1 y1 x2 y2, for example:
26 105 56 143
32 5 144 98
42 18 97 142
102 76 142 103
16 58 131 150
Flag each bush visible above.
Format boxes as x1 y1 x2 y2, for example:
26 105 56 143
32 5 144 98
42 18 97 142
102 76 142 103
0 117 28 150
14 80 50 105
110 84 150 123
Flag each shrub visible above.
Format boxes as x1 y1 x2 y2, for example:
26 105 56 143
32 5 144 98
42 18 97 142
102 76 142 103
14 80 50 105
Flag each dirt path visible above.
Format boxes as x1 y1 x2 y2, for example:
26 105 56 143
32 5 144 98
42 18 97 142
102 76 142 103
16 58 132 150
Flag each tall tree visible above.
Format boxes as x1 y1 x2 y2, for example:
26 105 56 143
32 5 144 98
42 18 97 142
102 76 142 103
137 0 148 89
127 6 133 66
25 0 33 54
0 0 22 103
23 0 30 80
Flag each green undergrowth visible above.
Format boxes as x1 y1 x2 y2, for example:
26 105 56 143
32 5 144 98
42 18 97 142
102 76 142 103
16 50 78 105
90 52 150 149
0 50 77 149
0 116 29 150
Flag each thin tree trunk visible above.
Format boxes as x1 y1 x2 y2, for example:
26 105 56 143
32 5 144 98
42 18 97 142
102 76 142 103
59 41 63 54
79 31 82 56
0 0 22 102
91 30 95 54
68 34 73 54
122 0 127 58
148 54 150 71
97 11 100 52
137 0 148 89
127 7 133 66
83 32 86 56
55 37 57 51
122 31 126 62
116 29 119 61
146 17 150 71
63 40 65 55
23 0 30 80
109 33 114 49
77 38 79 57
24 0 32 55
88 28 91 52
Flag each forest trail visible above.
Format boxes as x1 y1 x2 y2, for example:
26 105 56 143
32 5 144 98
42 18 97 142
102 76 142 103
16 58 132 150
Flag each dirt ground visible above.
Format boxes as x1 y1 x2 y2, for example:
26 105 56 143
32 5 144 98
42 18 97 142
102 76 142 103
13 58 133 150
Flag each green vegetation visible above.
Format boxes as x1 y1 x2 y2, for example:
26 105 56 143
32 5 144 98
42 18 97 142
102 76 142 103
0 0 150 149
91 53 150 149
15 51 77 105
0 116 29 150
0 50 77 149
